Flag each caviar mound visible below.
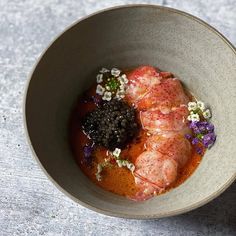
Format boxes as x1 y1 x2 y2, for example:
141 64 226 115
82 99 139 150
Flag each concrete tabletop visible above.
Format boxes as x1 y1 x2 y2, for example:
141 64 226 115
0 0 235 235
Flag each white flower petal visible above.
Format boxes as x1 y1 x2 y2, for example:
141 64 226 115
95 164 103 181
111 68 121 77
203 109 211 119
100 67 109 73
97 164 102 173
112 148 121 158
127 163 135 172
96 74 103 83
95 173 102 181
96 84 105 95
121 161 126 167
116 160 123 167
116 159 135 172
119 84 126 90
116 90 125 98
197 101 205 111
102 91 112 101
187 113 200 122
188 102 197 111
187 115 192 121
130 165 135 172
118 74 129 84
105 85 111 90
121 74 129 84
117 77 123 83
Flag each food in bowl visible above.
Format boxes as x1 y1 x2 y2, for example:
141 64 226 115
69 65 216 201
25 5 236 218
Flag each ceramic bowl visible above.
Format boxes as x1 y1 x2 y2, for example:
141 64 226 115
24 5 236 219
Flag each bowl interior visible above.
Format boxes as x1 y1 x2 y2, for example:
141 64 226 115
25 6 236 218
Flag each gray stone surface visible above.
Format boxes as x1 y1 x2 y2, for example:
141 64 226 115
0 0 235 235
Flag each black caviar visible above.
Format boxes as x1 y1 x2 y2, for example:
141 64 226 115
82 99 139 150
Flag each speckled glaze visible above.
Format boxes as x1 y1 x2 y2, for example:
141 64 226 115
24 5 236 219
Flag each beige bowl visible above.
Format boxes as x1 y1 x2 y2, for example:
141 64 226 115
24 5 236 219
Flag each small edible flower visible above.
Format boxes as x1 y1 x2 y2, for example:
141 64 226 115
96 68 128 100
116 159 135 172
206 123 214 132
189 121 197 129
118 74 129 84
189 122 199 134
197 122 208 133
196 146 203 155
126 162 135 172
191 137 199 145
112 148 121 158
187 99 216 154
105 85 111 91
95 161 113 181
96 148 135 181
111 147 135 172
119 83 126 90
96 84 105 95
190 121 214 135
116 90 125 100
83 145 93 158
107 78 119 91
96 74 103 83
102 91 112 101
187 113 200 122
116 159 124 167
202 132 216 148
100 68 109 73
111 68 121 77
203 109 211 119
188 102 197 111
197 101 205 111
185 134 192 140
83 144 93 165
91 95 102 106
95 164 103 181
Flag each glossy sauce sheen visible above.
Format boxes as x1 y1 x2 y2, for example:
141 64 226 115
69 86 202 198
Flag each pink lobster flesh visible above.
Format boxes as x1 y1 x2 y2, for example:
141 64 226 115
126 66 192 201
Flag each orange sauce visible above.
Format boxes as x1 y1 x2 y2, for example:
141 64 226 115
69 86 202 198
175 149 202 187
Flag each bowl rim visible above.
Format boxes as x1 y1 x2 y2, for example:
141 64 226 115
23 4 236 219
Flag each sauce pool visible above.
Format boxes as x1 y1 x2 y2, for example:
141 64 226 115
69 86 202 198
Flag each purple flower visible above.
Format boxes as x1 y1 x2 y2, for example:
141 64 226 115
206 123 214 132
187 110 216 150
84 145 92 157
193 127 201 134
202 133 216 148
197 121 214 134
197 122 207 133
83 144 94 165
82 97 92 103
92 96 102 106
196 146 203 155
192 137 199 145
189 121 198 129
185 134 192 140
189 121 201 134
189 121 215 136
198 121 208 126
